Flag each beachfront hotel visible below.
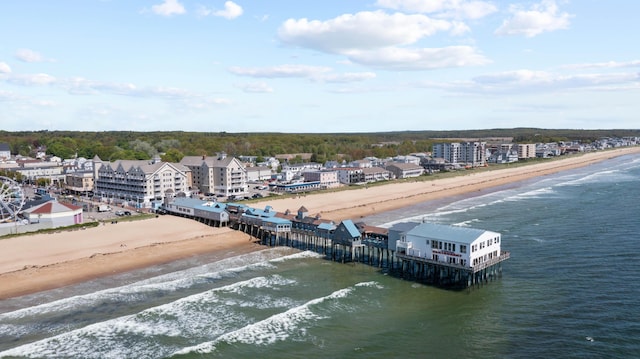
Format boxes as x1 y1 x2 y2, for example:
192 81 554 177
93 156 190 208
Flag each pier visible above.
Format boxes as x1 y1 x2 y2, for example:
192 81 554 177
162 197 510 289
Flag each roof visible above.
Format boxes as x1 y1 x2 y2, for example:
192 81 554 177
355 222 388 236
361 167 389 174
386 162 423 170
244 205 277 218
171 197 227 213
0 143 10 152
388 221 421 233
25 200 82 215
246 166 272 172
407 222 498 245
260 216 292 225
180 155 236 168
340 219 362 238
100 160 188 176
317 222 336 231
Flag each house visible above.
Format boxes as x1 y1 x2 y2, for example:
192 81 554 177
23 200 83 228
361 167 391 182
385 163 424 179
302 170 340 189
396 222 501 269
246 165 273 182
0 143 11 161
335 167 365 184
64 171 94 195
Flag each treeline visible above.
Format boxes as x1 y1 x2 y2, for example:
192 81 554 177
1 128 638 164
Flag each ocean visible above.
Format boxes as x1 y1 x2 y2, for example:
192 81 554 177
1 153 639 359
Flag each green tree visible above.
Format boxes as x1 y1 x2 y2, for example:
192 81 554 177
161 148 185 163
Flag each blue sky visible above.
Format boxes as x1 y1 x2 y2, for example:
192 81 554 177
1 0 638 133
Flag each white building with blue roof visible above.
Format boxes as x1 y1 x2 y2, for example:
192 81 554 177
396 222 501 269
163 197 229 226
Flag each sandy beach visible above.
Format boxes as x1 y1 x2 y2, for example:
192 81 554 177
1 146 639 300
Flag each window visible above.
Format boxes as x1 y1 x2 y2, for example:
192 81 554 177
460 245 467 253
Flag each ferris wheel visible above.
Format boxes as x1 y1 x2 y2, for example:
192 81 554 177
0 176 25 223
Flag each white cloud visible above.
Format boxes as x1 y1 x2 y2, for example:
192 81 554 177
198 1 243 19
0 90 19 101
30 99 57 107
215 1 243 19
561 60 640 70
151 0 186 17
495 0 572 38
348 46 490 70
15 48 45 63
229 64 332 78
0 62 11 73
279 11 462 53
433 69 640 94
277 11 487 71
376 0 498 19
229 64 378 84
7 73 56 86
237 82 274 93
320 72 377 83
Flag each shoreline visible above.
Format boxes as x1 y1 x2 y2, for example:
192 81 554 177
1 146 639 300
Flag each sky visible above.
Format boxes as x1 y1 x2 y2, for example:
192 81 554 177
1 0 638 133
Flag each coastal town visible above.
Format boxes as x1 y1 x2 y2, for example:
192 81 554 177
1 136 638 289
1 136 637 227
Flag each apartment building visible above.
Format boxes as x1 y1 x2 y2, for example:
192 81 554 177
517 144 537 159
93 156 190 208
180 153 248 197
433 142 487 167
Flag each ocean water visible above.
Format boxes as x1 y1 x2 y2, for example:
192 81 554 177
1 153 639 359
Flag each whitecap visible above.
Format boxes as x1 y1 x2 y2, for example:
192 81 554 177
173 287 356 356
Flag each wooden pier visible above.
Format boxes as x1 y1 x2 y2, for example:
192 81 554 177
162 198 510 289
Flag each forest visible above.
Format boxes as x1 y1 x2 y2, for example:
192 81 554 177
1 128 638 164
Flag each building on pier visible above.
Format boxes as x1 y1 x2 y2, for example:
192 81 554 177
333 220 362 246
278 206 335 233
396 222 503 268
159 197 508 288
356 222 388 248
242 205 292 234
163 197 229 227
